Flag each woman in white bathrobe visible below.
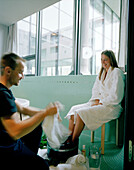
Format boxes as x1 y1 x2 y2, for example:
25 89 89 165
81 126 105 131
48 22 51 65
63 50 125 147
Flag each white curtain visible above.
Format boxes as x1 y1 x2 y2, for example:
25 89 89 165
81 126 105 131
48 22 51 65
118 0 128 70
6 23 18 54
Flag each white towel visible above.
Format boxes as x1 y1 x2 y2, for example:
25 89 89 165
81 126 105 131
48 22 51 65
50 164 87 170
42 101 70 149
66 154 86 166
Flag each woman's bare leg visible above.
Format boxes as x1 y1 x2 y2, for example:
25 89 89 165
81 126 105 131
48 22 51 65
69 115 75 135
60 114 84 149
72 114 85 142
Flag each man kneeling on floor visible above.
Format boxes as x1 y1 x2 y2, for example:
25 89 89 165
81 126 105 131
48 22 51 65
0 53 57 169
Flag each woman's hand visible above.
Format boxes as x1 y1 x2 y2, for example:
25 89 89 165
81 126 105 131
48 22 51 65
91 99 103 106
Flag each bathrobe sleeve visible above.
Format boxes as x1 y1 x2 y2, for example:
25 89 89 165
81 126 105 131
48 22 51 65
99 69 125 106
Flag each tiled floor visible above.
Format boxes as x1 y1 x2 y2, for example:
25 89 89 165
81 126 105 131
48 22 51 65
100 142 124 170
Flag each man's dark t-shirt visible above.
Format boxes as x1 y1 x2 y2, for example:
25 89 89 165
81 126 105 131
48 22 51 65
0 83 18 147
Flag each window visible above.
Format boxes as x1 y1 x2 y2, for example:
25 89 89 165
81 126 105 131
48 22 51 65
40 0 74 76
18 14 37 75
17 0 120 76
80 0 120 75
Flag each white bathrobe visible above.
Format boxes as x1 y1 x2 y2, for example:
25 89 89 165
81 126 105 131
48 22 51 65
65 67 125 131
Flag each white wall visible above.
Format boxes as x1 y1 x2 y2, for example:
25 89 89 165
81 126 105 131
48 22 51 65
0 24 8 57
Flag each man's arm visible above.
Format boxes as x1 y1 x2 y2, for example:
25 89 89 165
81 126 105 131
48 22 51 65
1 103 57 140
15 100 40 117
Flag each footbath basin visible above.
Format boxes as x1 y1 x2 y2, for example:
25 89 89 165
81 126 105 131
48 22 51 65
16 98 30 107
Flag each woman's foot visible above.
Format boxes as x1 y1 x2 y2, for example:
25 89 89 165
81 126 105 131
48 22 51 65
60 136 79 150
60 135 72 149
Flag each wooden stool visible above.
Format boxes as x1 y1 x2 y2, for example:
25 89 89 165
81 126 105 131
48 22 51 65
91 115 124 155
91 123 105 155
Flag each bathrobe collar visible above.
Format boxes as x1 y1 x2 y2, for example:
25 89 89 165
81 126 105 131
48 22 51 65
101 66 113 84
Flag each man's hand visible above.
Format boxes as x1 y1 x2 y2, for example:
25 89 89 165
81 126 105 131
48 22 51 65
45 103 57 116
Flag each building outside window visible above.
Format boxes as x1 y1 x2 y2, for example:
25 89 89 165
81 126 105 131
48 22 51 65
80 0 120 75
17 0 120 76
40 0 73 76
18 14 37 75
